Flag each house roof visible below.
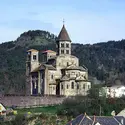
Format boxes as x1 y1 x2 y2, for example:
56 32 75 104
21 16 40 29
31 64 56 72
57 24 71 42
60 75 70 81
42 50 56 54
75 76 86 81
31 65 41 72
117 109 125 117
43 64 56 70
66 114 125 125
27 49 38 52
65 65 87 71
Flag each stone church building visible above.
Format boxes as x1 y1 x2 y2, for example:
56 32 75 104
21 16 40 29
26 24 91 96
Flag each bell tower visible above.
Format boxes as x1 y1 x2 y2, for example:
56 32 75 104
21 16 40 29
56 23 71 55
26 49 39 73
26 49 39 95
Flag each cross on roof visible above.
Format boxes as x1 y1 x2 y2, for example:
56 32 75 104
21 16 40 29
63 19 65 25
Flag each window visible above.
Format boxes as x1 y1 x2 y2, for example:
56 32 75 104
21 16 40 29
51 75 53 79
83 84 85 89
66 50 69 54
71 82 74 89
61 50 64 54
61 84 63 89
67 84 69 89
77 84 79 89
61 43 64 47
66 43 69 48
33 55 36 60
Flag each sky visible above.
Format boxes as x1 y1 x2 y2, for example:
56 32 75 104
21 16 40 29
0 0 125 44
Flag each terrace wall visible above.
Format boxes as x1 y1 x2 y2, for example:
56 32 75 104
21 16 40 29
0 96 65 108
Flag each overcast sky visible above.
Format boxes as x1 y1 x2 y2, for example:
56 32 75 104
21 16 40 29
0 0 125 44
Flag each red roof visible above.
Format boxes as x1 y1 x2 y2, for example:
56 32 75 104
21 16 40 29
42 50 56 53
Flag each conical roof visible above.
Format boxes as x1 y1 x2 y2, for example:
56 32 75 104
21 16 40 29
57 25 71 42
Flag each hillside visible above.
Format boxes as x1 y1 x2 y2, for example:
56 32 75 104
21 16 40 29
0 30 125 94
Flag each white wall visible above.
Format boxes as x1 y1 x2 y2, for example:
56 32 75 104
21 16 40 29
0 103 6 115
103 86 125 98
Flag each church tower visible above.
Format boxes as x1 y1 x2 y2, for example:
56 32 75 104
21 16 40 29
26 49 39 73
26 49 39 95
56 24 71 55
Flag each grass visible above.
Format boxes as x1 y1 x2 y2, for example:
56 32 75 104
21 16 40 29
16 105 60 115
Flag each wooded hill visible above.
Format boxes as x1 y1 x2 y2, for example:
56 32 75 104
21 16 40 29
0 30 125 94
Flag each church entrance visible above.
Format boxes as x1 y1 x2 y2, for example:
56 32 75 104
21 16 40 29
56 79 60 95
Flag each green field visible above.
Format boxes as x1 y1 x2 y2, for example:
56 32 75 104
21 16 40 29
16 105 60 115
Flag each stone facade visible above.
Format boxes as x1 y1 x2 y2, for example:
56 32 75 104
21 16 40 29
26 24 91 96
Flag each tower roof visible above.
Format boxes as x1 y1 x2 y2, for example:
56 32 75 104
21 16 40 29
57 25 71 42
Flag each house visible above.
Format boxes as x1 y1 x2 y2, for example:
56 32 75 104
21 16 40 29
102 85 125 98
66 113 125 125
26 24 91 96
117 109 125 117
0 103 6 116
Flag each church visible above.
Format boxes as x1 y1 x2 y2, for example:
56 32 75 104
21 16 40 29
26 24 91 96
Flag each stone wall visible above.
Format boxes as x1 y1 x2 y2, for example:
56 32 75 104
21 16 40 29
0 96 65 107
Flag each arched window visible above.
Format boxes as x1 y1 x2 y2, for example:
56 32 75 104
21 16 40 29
71 82 74 89
77 84 79 89
51 75 53 79
66 50 69 54
66 43 69 48
67 84 69 89
61 43 64 47
61 50 64 54
83 84 85 89
33 55 37 60
61 84 63 89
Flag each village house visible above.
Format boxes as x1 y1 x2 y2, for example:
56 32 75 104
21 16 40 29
66 113 125 125
0 103 6 117
102 85 125 98
26 24 91 96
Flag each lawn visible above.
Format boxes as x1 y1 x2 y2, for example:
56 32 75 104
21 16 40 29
16 105 60 115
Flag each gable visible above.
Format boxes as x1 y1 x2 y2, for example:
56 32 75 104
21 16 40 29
0 103 6 112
